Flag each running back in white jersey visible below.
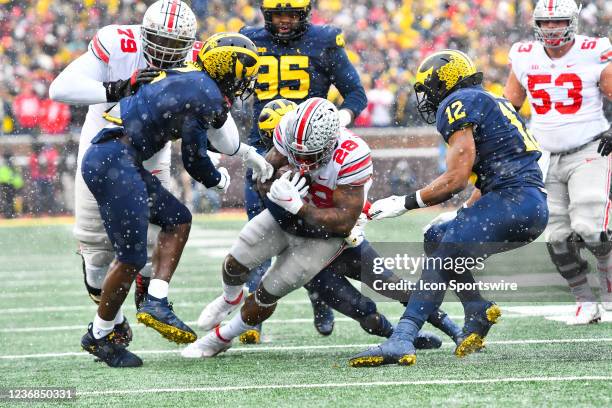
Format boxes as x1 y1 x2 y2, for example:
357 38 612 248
79 24 204 169
273 117 372 209
509 35 611 153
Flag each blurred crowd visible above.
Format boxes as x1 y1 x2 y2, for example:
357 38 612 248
0 0 610 217
1 0 610 135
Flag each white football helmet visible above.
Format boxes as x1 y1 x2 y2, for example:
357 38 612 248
285 98 340 174
141 0 197 68
533 0 581 48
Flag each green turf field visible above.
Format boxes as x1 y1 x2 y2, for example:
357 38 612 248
1 213 610 407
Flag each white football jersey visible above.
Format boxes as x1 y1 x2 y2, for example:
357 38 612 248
274 117 372 209
509 35 611 153
78 24 203 169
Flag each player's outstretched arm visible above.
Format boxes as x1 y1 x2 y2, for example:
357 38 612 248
327 46 367 126
600 63 612 101
369 127 476 220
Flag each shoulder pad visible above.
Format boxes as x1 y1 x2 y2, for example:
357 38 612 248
89 24 117 64
337 135 372 185
307 25 344 48
239 26 269 41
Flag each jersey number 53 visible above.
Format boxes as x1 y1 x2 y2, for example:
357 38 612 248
255 55 310 100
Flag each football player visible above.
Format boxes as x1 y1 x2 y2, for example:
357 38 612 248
48 0 261 346
211 99 462 346
349 50 548 367
78 33 263 367
504 0 612 324
238 0 368 337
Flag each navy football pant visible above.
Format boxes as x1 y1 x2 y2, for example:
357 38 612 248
81 139 191 270
399 187 548 333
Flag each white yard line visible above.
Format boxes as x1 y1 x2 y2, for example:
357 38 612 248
2 338 611 360
74 376 612 396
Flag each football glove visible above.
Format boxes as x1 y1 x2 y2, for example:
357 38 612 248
345 213 368 247
597 127 612 156
241 145 273 183
103 67 161 102
266 172 304 214
213 167 230 194
368 195 408 220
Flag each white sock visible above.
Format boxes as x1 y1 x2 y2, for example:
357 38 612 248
148 279 169 299
92 313 115 340
217 313 253 342
222 283 243 303
113 308 124 325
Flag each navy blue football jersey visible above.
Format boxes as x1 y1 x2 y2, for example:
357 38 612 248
111 66 226 187
239 24 367 145
436 86 544 193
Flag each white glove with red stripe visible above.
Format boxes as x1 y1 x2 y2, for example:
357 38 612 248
267 172 305 214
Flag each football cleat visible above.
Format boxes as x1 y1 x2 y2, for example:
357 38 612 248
136 295 197 344
238 324 261 344
349 337 416 367
413 330 442 350
181 327 232 358
567 302 601 325
134 273 150 310
197 289 245 331
81 323 142 368
455 302 501 358
312 299 334 336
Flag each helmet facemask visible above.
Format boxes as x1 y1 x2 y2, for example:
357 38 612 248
141 27 194 68
534 18 577 48
414 82 439 125
287 139 336 174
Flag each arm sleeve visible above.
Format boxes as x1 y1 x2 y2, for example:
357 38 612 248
207 113 241 155
181 117 222 188
325 47 367 117
48 51 108 104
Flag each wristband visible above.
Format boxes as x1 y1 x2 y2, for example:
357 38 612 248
405 190 427 210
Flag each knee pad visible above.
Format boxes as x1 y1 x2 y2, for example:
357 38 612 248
585 231 612 258
79 255 108 304
359 312 394 338
223 255 251 286
546 234 589 280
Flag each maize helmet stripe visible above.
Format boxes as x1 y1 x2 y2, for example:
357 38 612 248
296 98 321 147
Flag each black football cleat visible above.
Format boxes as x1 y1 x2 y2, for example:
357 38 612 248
134 273 150 310
81 323 142 368
136 295 197 344
311 298 334 336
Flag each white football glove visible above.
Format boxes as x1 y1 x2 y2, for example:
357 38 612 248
345 213 368 247
266 171 304 214
207 151 221 168
422 210 458 234
288 171 309 198
213 167 230 194
241 145 273 183
368 195 408 220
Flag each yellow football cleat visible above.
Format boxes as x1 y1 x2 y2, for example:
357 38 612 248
238 328 261 344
